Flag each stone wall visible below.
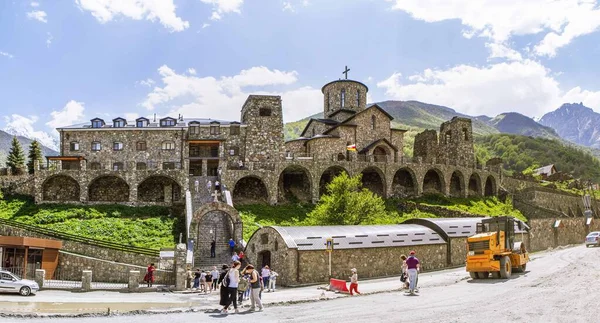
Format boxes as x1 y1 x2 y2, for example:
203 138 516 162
437 117 475 167
0 225 158 267
516 186 600 216
527 218 600 252
0 175 34 196
413 130 438 164
322 80 368 121
241 95 284 163
42 175 80 201
244 227 298 286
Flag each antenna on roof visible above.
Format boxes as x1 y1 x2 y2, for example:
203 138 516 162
153 113 156 122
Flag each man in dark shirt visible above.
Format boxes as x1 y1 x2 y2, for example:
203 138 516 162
405 250 420 295
210 240 216 258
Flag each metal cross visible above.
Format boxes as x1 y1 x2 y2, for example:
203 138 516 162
343 66 350 79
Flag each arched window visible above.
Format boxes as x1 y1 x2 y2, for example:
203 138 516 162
356 90 360 106
341 89 346 108
445 131 451 144
312 128 316 137
371 115 376 130
462 128 469 141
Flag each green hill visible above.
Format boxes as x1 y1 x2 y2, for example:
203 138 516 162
475 134 600 182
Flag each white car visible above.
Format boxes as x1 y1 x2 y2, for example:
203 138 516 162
0 270 39 296
585 231 600 248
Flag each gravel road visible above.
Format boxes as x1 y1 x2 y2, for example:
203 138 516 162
7 245 599 323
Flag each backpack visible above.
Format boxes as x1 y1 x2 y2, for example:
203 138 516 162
222 270 231 288
238 278 249 291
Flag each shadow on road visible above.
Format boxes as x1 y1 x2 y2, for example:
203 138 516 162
467 271 530 284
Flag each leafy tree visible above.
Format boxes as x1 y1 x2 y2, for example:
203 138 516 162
27 140 43 174
6 136 26 175
307 173 389 225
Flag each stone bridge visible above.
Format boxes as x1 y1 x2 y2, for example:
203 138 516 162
222 158 500 205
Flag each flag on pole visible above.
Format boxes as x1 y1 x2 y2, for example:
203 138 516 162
346 144 356 151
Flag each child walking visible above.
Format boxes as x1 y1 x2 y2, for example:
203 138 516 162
349 268 360 296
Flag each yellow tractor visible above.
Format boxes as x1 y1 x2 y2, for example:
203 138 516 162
466 216 529 279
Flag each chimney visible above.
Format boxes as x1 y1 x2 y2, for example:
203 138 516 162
153 113 156 122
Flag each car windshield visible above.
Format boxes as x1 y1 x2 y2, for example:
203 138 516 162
587 232 599 237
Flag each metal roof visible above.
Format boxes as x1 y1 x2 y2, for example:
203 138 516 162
403 218 483 239
404 217 529 239
269 224 445 251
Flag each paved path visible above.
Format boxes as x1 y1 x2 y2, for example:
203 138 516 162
4 245 599 322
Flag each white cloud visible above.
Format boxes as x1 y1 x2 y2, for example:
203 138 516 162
30 2 40 7
141 65 319 122
386 0 600 58
3 115 58 150
377 60 600 118
0 51 14 59
46 32 53 48
27 10 47 23
46 100 86 129
75 0 189 32
200 0 244 20
187 68 197 75
202 23 211 29
486 43 522 61
283 2 294 12
137 78 155 87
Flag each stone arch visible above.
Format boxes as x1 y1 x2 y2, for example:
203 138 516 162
422 168 445 195
468 173 482 197
88 175 129 202
42 175 80 201
278 165 312 203
233 176 269 205
449 170 465 198
372 145 390 162
190 202 243 265
360 166 386 196
137 175 182 203
319 166 349 196
484 175 497 196
392 167 417 198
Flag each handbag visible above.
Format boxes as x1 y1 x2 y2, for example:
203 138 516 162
400 273 407 283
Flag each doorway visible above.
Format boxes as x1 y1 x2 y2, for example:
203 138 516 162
258 250 271 268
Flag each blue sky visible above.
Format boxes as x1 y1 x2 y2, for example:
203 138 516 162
2 0 600 150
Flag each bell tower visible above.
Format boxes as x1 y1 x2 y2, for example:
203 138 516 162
322 66 369 122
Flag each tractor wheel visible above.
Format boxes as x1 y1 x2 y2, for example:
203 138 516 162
491 271 501 279
477 272 489 279
520 264 526 272
499 256 512 279
469 272 478 279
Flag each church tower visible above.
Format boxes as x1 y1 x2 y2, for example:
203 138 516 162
322 67 368 122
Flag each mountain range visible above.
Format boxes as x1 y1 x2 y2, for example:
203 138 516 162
539 103 600 149
0 130 58 168
284 100 566 142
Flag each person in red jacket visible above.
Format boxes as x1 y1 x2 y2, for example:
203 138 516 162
144 263 156 287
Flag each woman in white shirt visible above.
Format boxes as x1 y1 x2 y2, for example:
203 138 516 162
222 260 241 314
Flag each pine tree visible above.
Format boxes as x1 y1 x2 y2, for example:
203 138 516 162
27 140 43 174
6 136 26 175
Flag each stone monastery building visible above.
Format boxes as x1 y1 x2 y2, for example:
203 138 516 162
36 76 499 207
34 75 500 266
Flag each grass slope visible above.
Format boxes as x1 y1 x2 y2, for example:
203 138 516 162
0 193 179 249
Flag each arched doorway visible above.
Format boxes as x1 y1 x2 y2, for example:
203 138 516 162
392 168 417 198
319 166 348 196
258 250 271 268
422 169 443 195
484 176 497 196
360 167 385 196
191 203 243 267
42 175 80 201
137 175 182 203
468 173 481 197
373 146 388 162
278 165 312 203
88 175 129 202
449 171 464 198
233 176 269 205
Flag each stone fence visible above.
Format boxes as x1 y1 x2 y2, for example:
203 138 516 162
0 175 35 196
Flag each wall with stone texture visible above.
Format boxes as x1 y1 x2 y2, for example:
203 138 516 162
353 108 393 152
241 95 284 163
296 243 447 285
414 130 438 164
284 140 307 155
302 120 335 138
244 227 298 286
517 186 600 216
0 224 159 267
323 80 368 121
437 117 475 168
390 130 405 162
527 218 600 252
0 175 35 196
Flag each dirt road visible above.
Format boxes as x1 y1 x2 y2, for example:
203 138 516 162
6 245 600 323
